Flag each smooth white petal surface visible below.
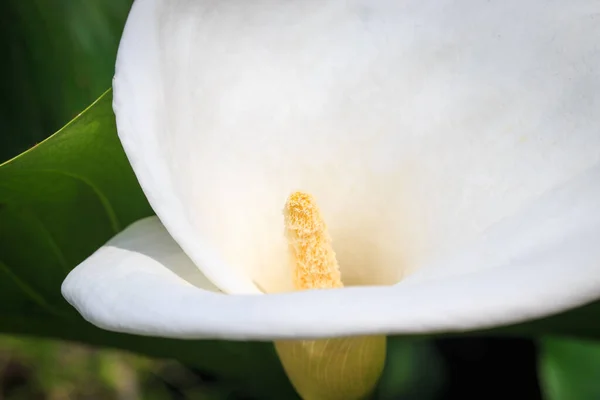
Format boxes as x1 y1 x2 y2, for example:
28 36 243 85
63 166 600 340
62 217 220 333
114 0 600 294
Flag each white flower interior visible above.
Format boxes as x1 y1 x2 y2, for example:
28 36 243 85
113 0 600 297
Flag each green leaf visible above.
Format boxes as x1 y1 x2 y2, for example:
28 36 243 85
0 91 296 399
539 337 600 400
0 91 151 317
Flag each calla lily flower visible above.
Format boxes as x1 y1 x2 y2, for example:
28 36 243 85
63 0 600 398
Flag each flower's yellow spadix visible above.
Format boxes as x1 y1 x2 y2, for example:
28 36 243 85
275 192 387 400
283 192 343 291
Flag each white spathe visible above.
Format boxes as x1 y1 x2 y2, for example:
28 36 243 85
63 0 600 340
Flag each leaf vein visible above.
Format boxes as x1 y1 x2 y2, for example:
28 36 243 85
28 168 121 234
0 260 67 318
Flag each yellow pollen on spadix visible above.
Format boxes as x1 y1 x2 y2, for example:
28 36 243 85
274 191 386 400
283 191 343 290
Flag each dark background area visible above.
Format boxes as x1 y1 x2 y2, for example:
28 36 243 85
436 337 542 399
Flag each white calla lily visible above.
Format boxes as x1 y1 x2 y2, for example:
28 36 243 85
62 0 600 398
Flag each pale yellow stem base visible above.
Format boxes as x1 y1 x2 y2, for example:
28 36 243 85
275 336 387 400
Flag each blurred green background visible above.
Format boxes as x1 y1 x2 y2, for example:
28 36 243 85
1 1 599 399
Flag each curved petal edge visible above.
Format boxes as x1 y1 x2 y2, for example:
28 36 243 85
63 166 600 340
